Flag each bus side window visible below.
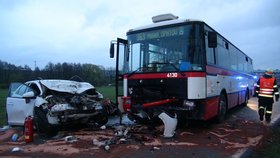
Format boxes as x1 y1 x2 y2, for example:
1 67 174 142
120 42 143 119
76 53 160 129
208 32 217 48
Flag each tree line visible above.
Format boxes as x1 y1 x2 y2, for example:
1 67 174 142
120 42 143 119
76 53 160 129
0 60 115 89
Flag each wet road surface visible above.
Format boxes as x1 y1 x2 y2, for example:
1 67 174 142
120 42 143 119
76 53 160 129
1 97 279 158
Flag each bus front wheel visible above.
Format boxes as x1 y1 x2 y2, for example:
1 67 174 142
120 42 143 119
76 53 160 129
217 94 227 123
242 90 249 106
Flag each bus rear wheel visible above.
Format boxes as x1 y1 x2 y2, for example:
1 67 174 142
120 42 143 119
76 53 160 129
242 90 249 106
217 94 227 123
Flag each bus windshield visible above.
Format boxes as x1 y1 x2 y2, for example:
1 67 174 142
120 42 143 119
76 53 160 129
127 24 204 73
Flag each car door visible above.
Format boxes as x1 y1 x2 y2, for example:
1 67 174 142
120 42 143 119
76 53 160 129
6 83 37 125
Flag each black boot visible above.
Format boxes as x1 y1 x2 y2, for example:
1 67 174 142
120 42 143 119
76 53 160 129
259 115 264 121
265 116 271 123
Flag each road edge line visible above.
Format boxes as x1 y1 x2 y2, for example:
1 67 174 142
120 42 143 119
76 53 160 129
231 148 247 158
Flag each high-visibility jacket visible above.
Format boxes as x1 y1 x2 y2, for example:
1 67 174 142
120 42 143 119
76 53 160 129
256 76 279 98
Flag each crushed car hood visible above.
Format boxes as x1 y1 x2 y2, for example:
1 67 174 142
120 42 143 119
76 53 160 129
40 80 95 94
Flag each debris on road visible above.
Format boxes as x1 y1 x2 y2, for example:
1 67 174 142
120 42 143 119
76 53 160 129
104 145 110 151
0 105 274 158
64 136 78 143
158 112 178 138
11 147 23 152
0 125 11 132
100 125 106 130
151 146 160 151
92 138 106 147
11 133 19 142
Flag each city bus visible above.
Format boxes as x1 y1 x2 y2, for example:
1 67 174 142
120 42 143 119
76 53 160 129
110 14 255 123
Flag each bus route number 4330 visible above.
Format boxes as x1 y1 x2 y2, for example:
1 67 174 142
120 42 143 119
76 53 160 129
167 73 178 78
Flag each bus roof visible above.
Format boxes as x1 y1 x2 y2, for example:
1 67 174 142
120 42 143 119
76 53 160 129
128 18 204 33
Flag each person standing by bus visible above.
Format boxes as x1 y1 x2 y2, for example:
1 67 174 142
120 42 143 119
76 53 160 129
256 69 279 122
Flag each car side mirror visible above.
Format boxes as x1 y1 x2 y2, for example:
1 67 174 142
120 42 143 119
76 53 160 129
23 91 35 104
22 91 35 98
110 43 115 58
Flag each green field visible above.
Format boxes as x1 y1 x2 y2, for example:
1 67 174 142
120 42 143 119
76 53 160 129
96 86 116 101
0 86 115 127
0 88 8 126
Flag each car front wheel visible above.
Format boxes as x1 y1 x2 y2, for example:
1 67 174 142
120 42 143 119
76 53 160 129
95 108 108 126
33 107 58 137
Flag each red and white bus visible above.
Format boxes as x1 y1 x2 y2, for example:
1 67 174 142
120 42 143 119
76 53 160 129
110 14 255 123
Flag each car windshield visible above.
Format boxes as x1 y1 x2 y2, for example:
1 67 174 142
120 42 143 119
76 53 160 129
127 23 204 73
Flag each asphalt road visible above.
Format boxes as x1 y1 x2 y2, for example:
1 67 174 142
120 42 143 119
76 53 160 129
0 97 279 158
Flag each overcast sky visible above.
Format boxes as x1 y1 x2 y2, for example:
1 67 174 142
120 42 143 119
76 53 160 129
0 0 279 70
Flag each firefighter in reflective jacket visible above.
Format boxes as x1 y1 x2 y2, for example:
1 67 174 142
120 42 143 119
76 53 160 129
256 69 279 122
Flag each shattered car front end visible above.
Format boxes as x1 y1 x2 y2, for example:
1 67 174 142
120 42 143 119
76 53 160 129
36 80 106 125
7 79 111 136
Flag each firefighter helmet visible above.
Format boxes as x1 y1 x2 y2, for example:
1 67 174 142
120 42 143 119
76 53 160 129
265 68 274 76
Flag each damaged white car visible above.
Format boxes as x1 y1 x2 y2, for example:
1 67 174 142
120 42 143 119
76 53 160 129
6 79 109 136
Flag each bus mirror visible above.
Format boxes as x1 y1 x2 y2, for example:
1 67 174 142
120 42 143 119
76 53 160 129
110 43 115 58
208 32 217 48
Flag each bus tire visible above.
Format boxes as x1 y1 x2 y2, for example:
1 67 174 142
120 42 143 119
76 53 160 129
242 90 249 106
216 94 227 123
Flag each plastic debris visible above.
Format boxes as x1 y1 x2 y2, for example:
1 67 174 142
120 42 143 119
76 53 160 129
11 133 19 142
153 146 160 150
11 147 23 152
92 138 117 151
123 127 130 136
0 125 11 132
119 138 127 143
115 130 123 136
93 138 106 147
100 125 106 130
150 146 160 152
64 136 78 143
104 145 110 151
158 112 178 138
114 125 130 137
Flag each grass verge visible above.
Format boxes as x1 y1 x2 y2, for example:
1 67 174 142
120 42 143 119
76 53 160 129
0 88 8 126
96 86 115 101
